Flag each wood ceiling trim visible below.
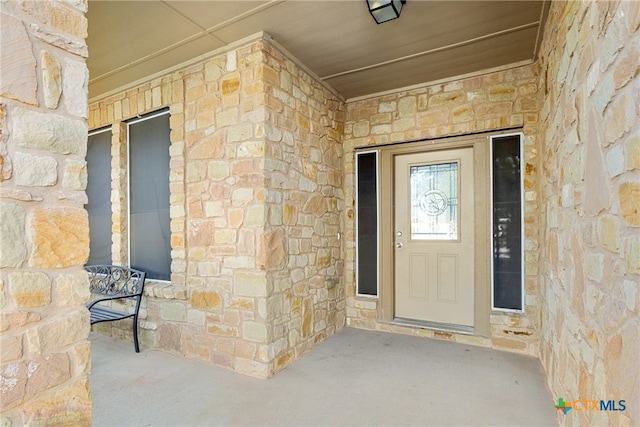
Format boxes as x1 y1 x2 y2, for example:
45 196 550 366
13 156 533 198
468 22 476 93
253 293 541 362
321 21 541 82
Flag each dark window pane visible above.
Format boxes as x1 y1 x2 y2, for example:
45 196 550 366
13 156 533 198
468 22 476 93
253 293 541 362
129 112 171 281
86 130 112 266
356 152 378 296
492 135 523 310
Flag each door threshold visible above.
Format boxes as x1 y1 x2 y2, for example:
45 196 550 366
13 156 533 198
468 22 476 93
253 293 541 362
393 317 474 335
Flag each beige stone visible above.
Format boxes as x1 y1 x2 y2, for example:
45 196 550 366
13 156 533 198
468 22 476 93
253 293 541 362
20 0 88 39
1 334 23 362
36 308 89 354
584 111 611 215
9 271 52 308
41 50 62 109
257 229 287 270
14 151 57 187
63 58 89 118
302 298 313 339
0 202 27 268
190 290 222 312
62 159 87 190
626 236 640 274
0 12 37 105
244 205 264 226
597 215 620 252
29 208 89 268
302 194 327 217
55 271 91 307
243 321 270 343
625 131 640 170
13 107 88 156
619 182 640 226
160 302 186 321
234 271 268 297
428 91 465 108
488 84 517 101
0 311 41 333
222 75 240 94
22 378 91 426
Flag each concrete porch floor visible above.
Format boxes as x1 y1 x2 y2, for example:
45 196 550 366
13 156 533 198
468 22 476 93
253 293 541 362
90 328 557 426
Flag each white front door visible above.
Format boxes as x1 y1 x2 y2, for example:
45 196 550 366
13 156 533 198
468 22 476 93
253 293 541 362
394 147 475 326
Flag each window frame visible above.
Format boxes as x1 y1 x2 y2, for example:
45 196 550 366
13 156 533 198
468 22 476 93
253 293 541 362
126 109 172 283
355 150 380 297
490 132 525 313
86 126 113 266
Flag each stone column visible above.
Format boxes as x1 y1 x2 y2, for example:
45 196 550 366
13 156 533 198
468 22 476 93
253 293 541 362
1 0 92 424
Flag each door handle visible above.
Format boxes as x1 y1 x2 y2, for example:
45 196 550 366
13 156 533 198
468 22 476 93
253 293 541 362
395 242 403 249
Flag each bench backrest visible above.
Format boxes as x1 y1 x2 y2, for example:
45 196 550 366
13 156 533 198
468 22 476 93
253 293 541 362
85 265 146 299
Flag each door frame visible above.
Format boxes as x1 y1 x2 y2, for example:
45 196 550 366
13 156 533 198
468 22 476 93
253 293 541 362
377 133 493 337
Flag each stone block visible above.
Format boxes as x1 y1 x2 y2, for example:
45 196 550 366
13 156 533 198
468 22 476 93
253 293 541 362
190 290 222 312
585 253 604 281
353 121 369 137
237 140 263 156
159 323 183 353
9 271 51 307
597 215 620 253
13 107 88 157
0 12 37 104
625 131 640 170
22 378 91 426
215 108 238 128
234 271 268 297
0 334 23 362
62 158 87 190
207 324 238 338
492 337 527 351
244 205 264 226
243 321 269 343
0 202 27 268
208 161 230 180
619 182 640 226
302 298 313 339
215 229 236 244
14 151 57 187
222 75 240 94
488 84 517 101
626 236 640 274
234 358 270 378
41 50 61 109
0 311 41 333
227 123 254 143
36 308 89 354
29 207 89 268
428 91 465 108
622 280 637 312
257 229 286 270
160 302 186 321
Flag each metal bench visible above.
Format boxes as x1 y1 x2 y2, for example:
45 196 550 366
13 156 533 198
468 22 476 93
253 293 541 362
85 265 147 353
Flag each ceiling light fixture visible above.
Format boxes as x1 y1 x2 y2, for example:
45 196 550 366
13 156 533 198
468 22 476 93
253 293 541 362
367 0 406 24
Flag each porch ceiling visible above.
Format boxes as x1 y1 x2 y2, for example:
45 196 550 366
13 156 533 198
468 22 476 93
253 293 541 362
87 0 548 102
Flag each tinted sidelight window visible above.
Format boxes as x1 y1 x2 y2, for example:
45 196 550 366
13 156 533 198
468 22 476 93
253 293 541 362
491 135 523 311
356 151 378 296
128 110 171 281
86 128 113 266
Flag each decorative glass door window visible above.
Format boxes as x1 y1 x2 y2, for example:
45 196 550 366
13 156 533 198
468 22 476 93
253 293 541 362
409 162 459 240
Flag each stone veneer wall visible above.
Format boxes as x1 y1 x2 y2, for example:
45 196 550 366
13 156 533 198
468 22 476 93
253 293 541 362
343 63 543 354
1 1 92 425
88 35 345 378
537 1 639 426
